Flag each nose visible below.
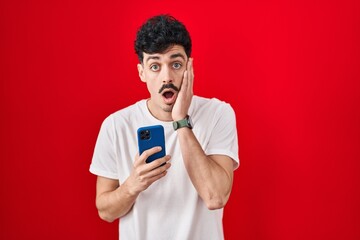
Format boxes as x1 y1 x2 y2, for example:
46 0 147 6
160 66 173 84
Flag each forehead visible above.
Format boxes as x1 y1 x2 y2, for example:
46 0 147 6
143 45 187 63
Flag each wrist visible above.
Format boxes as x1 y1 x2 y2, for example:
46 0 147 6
121 180 140 198
172 114 188 122
173 115 193 130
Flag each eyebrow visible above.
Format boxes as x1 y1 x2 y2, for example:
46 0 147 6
145 53 186 63
145 56 160 63
170 53 186 61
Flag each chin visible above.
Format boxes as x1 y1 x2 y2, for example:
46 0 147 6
162 105 173 113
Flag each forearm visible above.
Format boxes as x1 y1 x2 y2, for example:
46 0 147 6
96 181 139 222
177 128 233 209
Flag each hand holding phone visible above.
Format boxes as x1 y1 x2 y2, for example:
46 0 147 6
137 125 166 164
126 125 169 195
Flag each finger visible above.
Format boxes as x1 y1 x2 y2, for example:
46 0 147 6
142 163 171 180
146 155 171 170
182 70 189 91
189 58 194 92
133 152 141 167
143 169 169 185
145 161 171 178
187 57 192 70
134 146 163 167
131 164 169 191
134 157 171 184
182 59 193 95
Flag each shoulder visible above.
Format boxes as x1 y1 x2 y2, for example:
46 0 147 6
191 96 235 116
112 100 146 117
105 99 146 121
100 100 147 129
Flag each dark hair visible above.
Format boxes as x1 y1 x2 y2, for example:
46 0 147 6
134 14 192 63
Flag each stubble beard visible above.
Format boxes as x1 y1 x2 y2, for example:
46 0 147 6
162 104 173 113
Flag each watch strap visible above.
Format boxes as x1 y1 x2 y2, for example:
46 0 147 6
173 115 192 130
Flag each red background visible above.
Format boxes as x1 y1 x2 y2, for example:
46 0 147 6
1 0 360 239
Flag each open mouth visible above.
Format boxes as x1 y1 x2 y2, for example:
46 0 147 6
163 91 174 99
161 90 176 104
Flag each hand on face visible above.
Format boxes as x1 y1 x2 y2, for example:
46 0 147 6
172 58 194 121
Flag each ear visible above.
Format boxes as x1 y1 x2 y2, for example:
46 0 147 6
137 64 146 83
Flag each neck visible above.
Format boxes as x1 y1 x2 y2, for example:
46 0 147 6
146 99 173 122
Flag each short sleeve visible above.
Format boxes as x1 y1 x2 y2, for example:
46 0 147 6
205 103 239 169
89 115 118 179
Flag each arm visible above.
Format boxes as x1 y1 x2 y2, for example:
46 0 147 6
95 147 171 222
177 128 234 210
95 176 136 222
172 58 235 209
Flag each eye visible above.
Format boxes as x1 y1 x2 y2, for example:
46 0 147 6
173 62 182 70
150 64 160 71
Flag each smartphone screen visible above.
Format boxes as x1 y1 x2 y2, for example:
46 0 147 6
137 125 166 163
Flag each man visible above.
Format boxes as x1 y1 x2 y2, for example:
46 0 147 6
90 14 239 240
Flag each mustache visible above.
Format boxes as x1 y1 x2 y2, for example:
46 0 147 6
158 83 180 94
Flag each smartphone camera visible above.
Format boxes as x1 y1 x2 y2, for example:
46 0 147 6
140 130 151 140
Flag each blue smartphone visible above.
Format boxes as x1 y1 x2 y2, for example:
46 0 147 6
137 125 166 164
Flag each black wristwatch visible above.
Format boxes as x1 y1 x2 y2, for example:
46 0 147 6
173 115 193 130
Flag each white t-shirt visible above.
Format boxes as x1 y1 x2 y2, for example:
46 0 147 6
90 96 239 240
